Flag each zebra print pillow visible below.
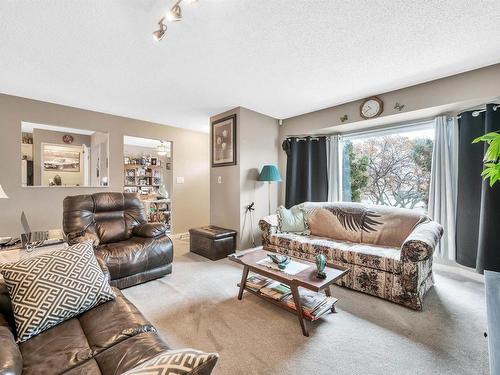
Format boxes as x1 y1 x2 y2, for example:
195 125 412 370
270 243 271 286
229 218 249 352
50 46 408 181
123 349 219 375
0 241 115 342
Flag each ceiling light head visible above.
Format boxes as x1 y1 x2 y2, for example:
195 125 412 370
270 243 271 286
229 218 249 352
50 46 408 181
167 4 183 22
152 17 167 41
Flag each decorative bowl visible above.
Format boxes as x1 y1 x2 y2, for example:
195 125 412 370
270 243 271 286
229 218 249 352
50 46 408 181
267 254 291 270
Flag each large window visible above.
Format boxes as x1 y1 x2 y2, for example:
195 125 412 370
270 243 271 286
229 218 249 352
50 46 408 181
341 123 434 212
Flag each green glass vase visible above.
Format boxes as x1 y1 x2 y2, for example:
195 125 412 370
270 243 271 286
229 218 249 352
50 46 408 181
315 253 327 279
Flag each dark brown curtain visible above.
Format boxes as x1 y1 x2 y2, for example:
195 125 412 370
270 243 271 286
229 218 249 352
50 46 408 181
282 136 328 208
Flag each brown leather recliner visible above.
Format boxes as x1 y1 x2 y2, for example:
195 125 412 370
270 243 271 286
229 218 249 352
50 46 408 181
63 192 173 289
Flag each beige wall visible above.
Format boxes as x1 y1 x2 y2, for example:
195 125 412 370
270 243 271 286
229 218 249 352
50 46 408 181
209 108 241 236
238 107 279 249
0 94 209 235
210 107 279 250
278 63 500 204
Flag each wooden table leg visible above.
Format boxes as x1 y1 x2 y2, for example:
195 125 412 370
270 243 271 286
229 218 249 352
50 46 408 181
324 285 332 297
238 266 249 300
291 284 309 337
324 285 337 313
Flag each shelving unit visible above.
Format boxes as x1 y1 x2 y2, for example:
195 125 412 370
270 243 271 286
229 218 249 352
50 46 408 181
124 164 162 192
143 198 171 233
123 140 172 232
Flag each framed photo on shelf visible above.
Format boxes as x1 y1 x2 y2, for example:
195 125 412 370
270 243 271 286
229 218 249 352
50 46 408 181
211 114 236 167
151 157 157 166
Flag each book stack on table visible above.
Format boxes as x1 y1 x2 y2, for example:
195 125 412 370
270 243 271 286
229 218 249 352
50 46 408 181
260 281 291 300
242 274 336 321
283 290 334 320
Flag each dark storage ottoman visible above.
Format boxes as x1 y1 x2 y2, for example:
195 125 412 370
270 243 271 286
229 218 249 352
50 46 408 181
189 226 237 261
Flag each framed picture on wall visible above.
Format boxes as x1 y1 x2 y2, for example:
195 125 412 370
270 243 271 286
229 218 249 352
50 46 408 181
211 114 237 167
42 144 81 172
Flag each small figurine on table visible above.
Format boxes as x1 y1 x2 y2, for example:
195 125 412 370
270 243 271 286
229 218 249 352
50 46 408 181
315 253 327 279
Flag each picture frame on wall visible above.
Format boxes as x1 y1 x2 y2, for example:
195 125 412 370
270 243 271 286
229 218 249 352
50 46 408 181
211 114 237 167
42 143 81 172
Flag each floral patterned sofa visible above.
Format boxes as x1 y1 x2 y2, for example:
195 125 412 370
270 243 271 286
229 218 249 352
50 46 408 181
259 202 443 310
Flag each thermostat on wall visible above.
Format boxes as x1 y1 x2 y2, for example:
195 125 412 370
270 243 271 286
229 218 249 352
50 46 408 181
176 177 185 184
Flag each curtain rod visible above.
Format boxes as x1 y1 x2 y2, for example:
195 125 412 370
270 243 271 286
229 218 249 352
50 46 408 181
456 104 499 119
285 117 436 140
284 134 331 140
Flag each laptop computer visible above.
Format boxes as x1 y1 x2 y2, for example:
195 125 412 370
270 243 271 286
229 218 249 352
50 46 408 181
20 213 65 249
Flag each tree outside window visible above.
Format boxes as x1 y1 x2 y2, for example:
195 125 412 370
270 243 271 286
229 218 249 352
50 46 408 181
342 128 434 212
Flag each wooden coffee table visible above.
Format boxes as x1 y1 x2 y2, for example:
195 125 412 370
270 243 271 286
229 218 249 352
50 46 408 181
229 248 350 337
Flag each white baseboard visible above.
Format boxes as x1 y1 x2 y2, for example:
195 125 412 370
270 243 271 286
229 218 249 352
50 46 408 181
168 232 190 240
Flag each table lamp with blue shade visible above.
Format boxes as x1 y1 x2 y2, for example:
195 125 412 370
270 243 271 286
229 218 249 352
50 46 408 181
258 165 282 215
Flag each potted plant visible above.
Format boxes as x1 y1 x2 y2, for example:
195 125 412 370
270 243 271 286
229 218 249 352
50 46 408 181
473 132 500 186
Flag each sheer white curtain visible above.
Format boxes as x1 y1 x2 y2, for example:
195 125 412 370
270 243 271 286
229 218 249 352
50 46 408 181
428 115 459 260
327 135 342 202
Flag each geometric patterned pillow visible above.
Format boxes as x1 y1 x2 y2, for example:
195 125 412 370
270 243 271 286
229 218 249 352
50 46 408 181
122 349 219 375
0 241 115 342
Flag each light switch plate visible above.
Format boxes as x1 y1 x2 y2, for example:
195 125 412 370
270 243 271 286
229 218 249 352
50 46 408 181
176 176 185 184
217 176 222 184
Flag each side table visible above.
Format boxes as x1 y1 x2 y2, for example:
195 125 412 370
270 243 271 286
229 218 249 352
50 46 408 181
0 242 68 265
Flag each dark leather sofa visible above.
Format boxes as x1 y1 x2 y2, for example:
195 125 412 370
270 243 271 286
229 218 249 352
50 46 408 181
0 261 218 375
63 192 173 289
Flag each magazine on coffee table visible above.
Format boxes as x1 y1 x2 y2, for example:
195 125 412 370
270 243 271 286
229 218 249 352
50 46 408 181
246 275 272 292
260 281 292 300
256 257 310 275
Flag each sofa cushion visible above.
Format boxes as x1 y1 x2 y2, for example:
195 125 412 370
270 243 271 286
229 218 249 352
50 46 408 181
96 236 173 281
302 202 425 248
0 315 22 375
62 359 102 375
94 332 170 375
122 349 219 375
304 203 362 243
269 233 402 273
349 244 402 273
17 286 173 375
78 288 158 355
359 206 426 248
268 232 315 251
19 317 93 375
276 205 309 234
0 241 115 342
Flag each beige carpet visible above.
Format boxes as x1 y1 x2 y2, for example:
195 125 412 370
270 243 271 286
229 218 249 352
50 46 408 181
123 238 489 375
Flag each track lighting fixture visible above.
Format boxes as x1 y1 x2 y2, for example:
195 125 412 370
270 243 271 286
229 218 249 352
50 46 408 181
153 0 199 42
167 3 182 22
152 17 167 41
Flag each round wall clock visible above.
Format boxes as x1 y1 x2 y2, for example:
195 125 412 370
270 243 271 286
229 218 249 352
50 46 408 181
360 97 384 119
62 134 74 144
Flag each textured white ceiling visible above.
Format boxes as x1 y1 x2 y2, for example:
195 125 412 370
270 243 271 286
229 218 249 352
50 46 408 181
1 1 500 133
